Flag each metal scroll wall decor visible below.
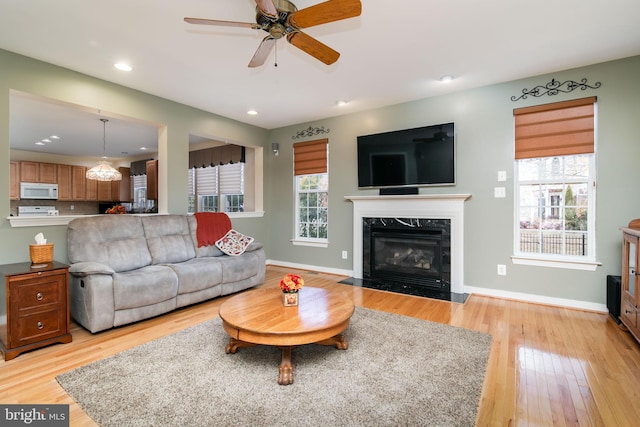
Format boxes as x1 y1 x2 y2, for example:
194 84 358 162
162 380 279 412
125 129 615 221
511 78 601 102
292 125 330 140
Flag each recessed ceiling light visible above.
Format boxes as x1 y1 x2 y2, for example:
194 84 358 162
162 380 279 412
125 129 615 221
50 135 60 139
140 147 148 151
41 138 51 143
35 141 45 146
114 63 133 72
247 110 258 115
336 100 348 106
439 75 454 83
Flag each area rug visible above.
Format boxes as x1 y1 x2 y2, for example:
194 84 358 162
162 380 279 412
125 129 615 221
57 307 492 427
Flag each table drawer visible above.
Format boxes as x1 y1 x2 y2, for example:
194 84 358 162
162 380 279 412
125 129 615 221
622 299 637 328
13 308 65 347
14 279 62 310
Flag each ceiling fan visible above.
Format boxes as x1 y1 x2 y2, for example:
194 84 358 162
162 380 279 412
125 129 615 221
184 0 362 67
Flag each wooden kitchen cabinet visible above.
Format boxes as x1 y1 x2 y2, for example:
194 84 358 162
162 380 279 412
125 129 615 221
0 261 72 361
20 161 57 183
71 166 86 200
85 176 98 201
620 219 640 343
97 180 113 201
146 159 158 201
57 164 73 201
117 167 132 202
10 160 20 200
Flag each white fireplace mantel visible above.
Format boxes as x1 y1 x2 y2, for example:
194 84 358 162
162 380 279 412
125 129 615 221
345 194 471 294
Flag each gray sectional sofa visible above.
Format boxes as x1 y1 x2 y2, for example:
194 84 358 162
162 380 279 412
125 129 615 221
66 214 266 333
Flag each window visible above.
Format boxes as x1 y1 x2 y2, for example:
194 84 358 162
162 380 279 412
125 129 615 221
132 174 147 211
219 163 244 212
296 174 328 240
514 97 597 267
293 139 328 244
187 163 244 213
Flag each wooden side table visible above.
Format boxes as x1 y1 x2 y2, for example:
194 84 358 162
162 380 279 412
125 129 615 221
0 261 72 360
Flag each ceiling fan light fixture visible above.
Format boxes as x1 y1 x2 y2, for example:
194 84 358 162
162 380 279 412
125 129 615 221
86 118 122 181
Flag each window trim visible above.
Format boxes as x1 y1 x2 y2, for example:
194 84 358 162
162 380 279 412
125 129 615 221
513 97 598 269
294 173 329 243
293 139 329 244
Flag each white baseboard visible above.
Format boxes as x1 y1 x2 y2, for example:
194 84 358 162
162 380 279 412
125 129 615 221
265 260 608 313
266 259 353 278
464 285 608 313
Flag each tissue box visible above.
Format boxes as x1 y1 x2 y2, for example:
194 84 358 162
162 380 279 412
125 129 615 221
29 243 54 264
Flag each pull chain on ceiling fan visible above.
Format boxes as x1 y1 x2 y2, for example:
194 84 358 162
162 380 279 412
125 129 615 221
184 0 362 67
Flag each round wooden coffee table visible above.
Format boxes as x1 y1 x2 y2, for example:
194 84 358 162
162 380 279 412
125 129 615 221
218 286 355 385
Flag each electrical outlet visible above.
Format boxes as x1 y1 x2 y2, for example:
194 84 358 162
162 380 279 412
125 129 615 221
497 264 507 276
341 250 348 260
494 187 506 198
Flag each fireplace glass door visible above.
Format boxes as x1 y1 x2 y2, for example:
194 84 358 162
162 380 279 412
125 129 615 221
370 231 444 288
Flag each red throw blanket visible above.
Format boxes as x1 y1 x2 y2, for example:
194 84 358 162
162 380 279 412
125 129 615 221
194 212 232 247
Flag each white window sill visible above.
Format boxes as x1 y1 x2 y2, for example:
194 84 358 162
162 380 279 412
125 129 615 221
512 255 601 271
226 211 264 219
290 239 329 248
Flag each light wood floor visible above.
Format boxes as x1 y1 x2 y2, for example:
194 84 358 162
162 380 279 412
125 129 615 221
2 265 639 426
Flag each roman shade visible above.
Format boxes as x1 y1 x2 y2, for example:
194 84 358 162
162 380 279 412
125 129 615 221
293 139 328 176
130 159 153 176
514 96 596 160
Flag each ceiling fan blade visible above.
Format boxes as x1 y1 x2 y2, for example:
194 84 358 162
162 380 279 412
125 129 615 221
255 0 278 18
286 31 340 65
184 17 261 30
249 36 277 68
289 0 362 29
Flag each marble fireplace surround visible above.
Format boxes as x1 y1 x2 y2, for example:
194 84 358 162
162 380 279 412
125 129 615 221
345 194 471 294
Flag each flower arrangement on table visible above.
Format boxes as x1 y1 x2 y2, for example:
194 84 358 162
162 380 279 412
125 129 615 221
279 273 304 293
105 205 127 214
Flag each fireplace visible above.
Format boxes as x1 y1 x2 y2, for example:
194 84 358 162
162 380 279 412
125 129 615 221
346 194 470 296
363 218 450 292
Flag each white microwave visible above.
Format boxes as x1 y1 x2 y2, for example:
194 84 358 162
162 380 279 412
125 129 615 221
20 182 59 199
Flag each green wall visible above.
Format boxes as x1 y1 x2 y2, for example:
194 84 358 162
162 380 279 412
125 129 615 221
264 55 640 307
2 47 639 307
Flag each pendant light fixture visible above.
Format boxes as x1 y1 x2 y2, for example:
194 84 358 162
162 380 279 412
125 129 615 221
86 118 122 181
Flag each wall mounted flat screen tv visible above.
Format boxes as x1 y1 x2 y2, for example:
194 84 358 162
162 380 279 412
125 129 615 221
357 122 455 189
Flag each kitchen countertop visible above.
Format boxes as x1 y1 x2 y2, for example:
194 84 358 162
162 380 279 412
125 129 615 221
6 213 159 228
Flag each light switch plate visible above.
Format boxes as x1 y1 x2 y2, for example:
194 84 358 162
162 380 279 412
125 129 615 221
497 171 507 181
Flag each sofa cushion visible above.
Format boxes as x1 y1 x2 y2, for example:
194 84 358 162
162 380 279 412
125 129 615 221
67 215 152 273
112 265 178 310
215 229 254 256
167 258 224 294
142 215 196 264
220 252 261 282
